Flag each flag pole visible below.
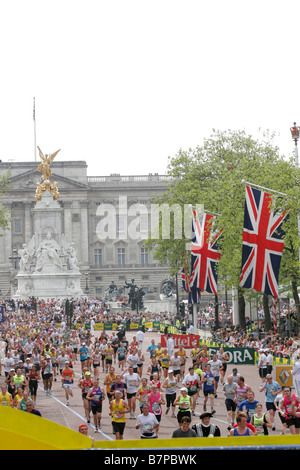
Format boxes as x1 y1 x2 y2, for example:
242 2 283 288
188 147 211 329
241 179 286 196
33 97 36 161
204 210 222 217
192 207 222 218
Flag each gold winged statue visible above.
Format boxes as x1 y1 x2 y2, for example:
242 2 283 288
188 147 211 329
35 180 60 202
36 146 60 180
35 146 61 202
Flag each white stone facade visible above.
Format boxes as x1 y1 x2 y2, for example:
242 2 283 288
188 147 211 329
0 161 173 299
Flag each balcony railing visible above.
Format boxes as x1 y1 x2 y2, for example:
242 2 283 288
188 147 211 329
87 174 172 184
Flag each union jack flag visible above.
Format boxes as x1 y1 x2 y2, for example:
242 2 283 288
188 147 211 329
181 264 191 293
189 209 223 295
239 185 288 298
181 264 201 304
189 288 201 304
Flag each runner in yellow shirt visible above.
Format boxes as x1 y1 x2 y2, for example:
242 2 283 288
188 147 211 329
105 343 114 373
109 389 130 440
157 349 170 379
155 343 163 361
104 367 117 403
190 347 200 365
178 346 187 380
0 384 12 407
136 378 151 409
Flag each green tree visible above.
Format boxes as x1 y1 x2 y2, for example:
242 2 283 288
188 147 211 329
146 129 300 331
0 171 11 233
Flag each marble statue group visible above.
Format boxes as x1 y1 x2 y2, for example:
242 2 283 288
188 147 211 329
18 232 79 274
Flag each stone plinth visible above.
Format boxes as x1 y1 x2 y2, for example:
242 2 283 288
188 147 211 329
14 271 83 300
144 299 177 314
14 190 83 300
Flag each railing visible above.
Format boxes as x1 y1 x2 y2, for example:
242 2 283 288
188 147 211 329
87 174 172 184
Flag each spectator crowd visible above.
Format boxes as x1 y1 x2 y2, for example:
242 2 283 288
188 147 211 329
0 296 300 443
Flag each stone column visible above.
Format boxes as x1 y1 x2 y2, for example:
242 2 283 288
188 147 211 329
32 192 63 248
2 202 12 264
232 287 239 325
63 200 73 244
80 200 89 266
24 202 32 244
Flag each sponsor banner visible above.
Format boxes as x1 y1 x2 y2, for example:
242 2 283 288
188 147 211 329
95 323 116 331
206 345 256 365
76 322 119 331
274 365 294 387
145 321 160 329
254 352 293 366
160 324 178 335
161 336 255 364
76 321 161 331
161 334 200 349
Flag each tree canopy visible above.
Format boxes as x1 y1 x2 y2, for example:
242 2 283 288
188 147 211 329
145 129 300 330
0 171 11 233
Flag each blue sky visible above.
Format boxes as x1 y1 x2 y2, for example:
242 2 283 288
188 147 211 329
0 0 299 176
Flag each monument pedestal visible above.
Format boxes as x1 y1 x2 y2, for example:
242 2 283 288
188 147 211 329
14 191 83 300
144 299 177 314
15 271 83 300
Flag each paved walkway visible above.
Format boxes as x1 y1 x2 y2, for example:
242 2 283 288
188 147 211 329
0 329 292 443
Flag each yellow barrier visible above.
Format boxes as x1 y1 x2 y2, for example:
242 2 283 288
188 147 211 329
1 406 300 450
0 406 92 450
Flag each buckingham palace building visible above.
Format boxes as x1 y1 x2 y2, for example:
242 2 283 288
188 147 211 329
0 160 176 300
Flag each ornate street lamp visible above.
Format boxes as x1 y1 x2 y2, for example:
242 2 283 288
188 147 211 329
9 249 20 270
8 249 21 297
291 122 300 169
85 272 89 293
290 122 300 146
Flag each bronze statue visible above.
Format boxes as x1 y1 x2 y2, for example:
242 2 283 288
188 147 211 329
36 146 60 181
35 180 60 201
35 146 61 201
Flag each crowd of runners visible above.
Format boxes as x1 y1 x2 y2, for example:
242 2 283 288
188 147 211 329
0 297 300 441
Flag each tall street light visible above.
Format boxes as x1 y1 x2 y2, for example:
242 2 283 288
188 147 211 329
290 122 300 332
85 272 90 294
290 122 300 168
290 122 300 238
290 122 300 247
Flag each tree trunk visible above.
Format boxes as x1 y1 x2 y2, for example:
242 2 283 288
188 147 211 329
291 279 300 335
238 288 246 330
263 293 272 332
284 239 300 335
214 294 219 330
